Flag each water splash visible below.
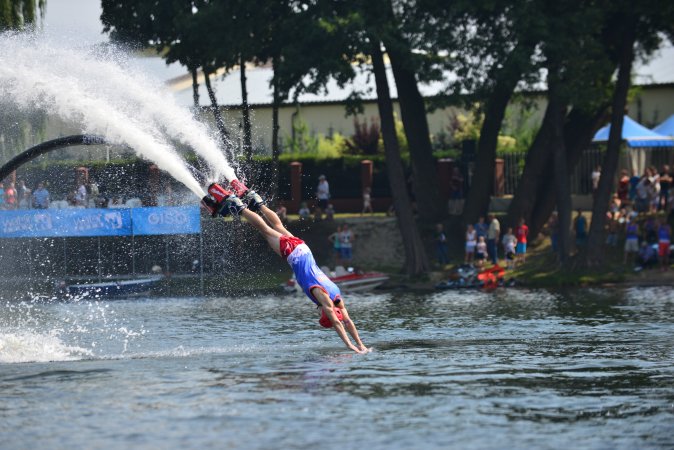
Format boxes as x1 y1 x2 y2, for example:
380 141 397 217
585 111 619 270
0 330 93 364
0 33 236 194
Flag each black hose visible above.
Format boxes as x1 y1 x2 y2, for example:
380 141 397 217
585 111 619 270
0 135 107 182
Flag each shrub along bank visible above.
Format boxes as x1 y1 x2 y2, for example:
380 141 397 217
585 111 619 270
13 152 460 201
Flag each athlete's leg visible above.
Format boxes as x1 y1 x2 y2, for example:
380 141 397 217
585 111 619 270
259 205 293 237
241 209 283 257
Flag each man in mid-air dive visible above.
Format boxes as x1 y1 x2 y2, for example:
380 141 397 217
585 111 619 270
198 175 369 354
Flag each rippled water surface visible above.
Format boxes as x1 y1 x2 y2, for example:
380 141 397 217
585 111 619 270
2 287 674 449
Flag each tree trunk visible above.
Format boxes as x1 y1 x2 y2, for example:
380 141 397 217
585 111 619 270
204 69 233 162
460 87 513 227
505 101 555 230
191 67 200 108
527 106 610 239
371 39 431 275
386 49 447 222
548 93 572 262
241 57 253 161
566 18 637 270
270 62 281 208
461 42 534 230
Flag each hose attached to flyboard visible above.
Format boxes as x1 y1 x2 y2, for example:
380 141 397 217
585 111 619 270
0 135 107 182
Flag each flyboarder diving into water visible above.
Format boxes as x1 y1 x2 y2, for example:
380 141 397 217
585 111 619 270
189 165 369 354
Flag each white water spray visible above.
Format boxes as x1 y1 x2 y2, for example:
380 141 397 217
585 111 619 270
0 34 238 194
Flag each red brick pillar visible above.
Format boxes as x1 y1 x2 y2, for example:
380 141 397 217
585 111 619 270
290 162 302 211
149 165 160 206
76 167 89 187
437 159 455 201
361 160 373 192
494 159 504 197
2 170 16 186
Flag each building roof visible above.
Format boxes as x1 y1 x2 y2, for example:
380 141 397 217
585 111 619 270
168 65 454 108
152 41 673 108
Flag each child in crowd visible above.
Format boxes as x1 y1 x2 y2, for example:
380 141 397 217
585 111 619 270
361 187 374 217
515 218 529 264
475 236 487 270
299 202 311 221
465 224 476 265
503 227 517 269
623 216 640 266
328 226 343 266
657 219 671 271
605 212 619 258
325 204 335 221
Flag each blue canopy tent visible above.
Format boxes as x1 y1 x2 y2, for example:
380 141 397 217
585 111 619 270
592 116 674 175
593 115 674 147
653 114 674 137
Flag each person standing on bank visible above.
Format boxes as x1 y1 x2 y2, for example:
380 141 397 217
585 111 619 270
475 216 488 242
316 175 330 214
340 224 355 267
548 213 559 252
32 182 50 209
487 214 500 266
328 226 343 266
434 223 449 265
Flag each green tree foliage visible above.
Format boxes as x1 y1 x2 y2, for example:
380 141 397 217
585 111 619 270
0 0 44 30
0 0 47 163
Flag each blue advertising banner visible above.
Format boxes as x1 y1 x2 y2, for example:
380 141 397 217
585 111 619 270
132 206 201 235
0 208 132 238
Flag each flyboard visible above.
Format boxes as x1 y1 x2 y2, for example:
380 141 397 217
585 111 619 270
434 264 515 290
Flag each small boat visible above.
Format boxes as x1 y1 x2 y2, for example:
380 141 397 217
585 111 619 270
283 266 390 294
435 264 515 290
55 276 164 300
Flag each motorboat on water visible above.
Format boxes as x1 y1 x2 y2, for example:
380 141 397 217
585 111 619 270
283 266 390 294
434 264 515 290
55 276 164 300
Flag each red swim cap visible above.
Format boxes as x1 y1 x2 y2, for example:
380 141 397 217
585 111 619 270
319 308 344 328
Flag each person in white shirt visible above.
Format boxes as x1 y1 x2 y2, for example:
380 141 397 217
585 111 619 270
591 166 601 196
339 224 355 266
635 177 650 213
502 228 517 269
316 175 330 213
361 187 373 217
75 182 88 207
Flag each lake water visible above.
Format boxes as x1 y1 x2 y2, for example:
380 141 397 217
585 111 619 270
1 287 673 449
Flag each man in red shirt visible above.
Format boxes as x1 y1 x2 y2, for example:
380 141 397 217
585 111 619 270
515 218 529 265
618 170 630 201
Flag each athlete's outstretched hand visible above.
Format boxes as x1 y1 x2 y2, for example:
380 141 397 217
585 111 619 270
349 344 367 354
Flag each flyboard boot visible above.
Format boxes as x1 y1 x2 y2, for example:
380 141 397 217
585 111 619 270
228 179 266 212
207 183 246 218
184 161 246 218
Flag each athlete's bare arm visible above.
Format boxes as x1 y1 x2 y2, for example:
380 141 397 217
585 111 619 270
334 300 368 352
312 287 367 354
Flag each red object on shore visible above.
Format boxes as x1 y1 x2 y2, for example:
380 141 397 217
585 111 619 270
477 265 505 289
319 307 344 328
